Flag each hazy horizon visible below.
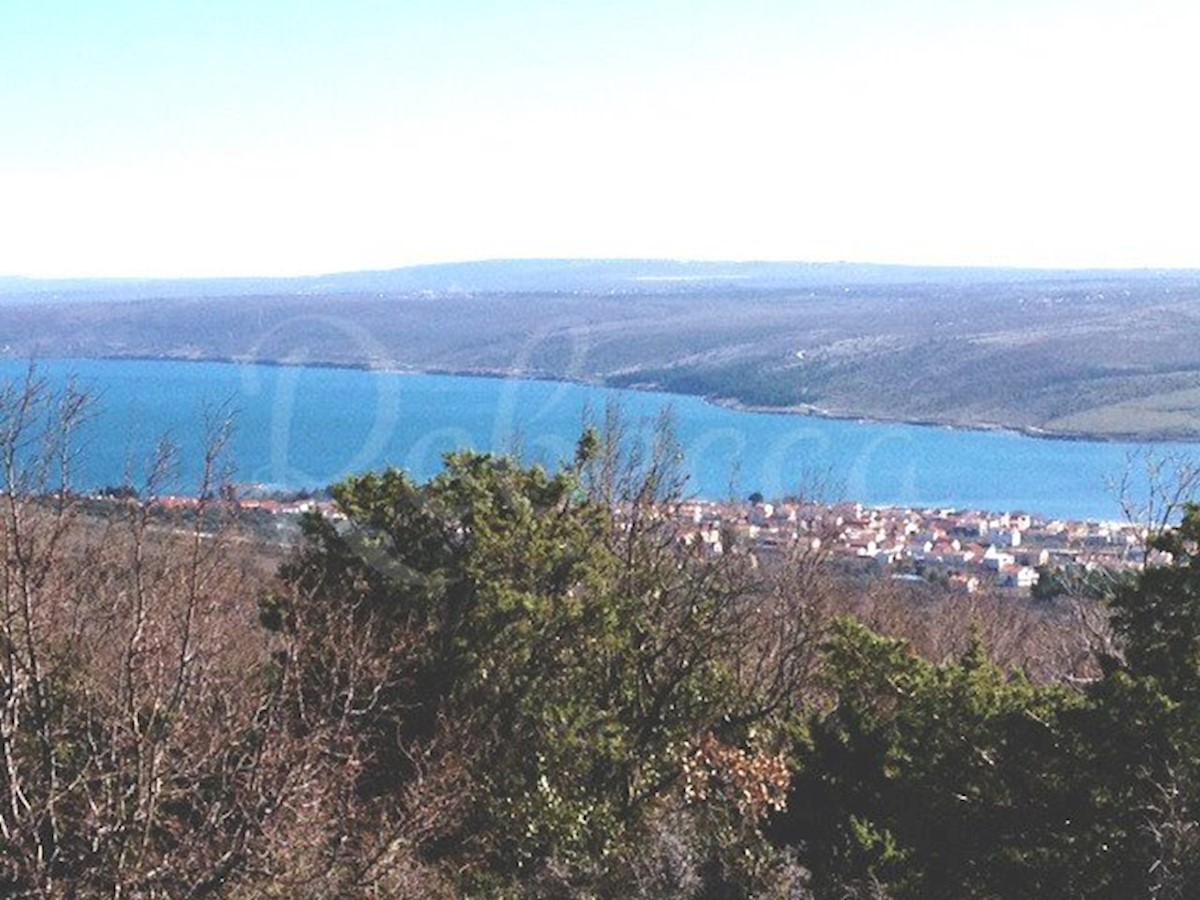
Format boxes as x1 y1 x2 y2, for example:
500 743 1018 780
5 256 1200 288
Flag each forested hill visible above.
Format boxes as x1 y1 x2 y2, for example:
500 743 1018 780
3 260 1200 441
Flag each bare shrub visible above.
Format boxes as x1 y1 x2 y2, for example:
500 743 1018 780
0 371 292 897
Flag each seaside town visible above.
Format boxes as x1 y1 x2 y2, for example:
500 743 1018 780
145 489 1163 596
662 497 1160 594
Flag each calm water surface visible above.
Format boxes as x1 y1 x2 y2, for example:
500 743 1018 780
7 358 1194 521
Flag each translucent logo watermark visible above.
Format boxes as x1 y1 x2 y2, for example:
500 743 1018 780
230 310 931 513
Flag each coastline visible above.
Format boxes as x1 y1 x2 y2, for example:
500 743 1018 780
701 397 1143 445
18 351 1200 446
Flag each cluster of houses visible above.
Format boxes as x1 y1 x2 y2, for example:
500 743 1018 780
667 498 1160 593
134 490 1162 595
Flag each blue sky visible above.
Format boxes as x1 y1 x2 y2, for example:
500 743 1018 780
2 0 1198 277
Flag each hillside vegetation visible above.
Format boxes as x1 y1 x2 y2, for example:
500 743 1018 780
3 261 1200 440
4 374 1200 897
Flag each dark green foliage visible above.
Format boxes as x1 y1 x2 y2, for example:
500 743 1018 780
270 436 772 888
770 620 1084 898
771 507 1200 899
1112 502 1200 699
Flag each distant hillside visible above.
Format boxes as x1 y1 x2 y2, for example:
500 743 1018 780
0 259 1175 304
3 259 1200 441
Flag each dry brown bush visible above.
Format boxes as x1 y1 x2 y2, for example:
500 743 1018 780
0 372 465 898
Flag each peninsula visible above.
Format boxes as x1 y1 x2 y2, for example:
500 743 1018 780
4 259 1200 441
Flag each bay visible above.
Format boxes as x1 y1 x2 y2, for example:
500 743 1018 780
3 358 1194 521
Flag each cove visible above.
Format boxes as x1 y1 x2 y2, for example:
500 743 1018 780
4 358 1194 521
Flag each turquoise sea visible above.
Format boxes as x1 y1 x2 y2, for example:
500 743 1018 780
5 358 1194 521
